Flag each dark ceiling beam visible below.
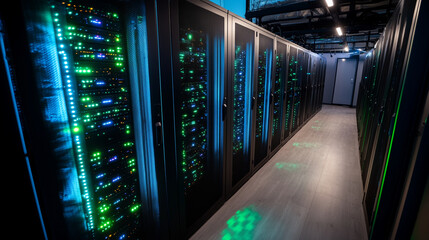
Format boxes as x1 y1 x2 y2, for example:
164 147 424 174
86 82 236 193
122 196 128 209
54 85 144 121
246 0 397 50
305 32 380 40
261 3 395 26
272 13 386 36
245 0 324 19
308 38 378 44
348 0 357 26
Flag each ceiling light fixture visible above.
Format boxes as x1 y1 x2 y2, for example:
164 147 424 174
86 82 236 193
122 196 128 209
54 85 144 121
336 27 343 36
344 46 349 52
325 0 334 7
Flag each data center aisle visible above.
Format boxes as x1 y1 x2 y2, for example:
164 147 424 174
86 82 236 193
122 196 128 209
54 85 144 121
190 105 367 240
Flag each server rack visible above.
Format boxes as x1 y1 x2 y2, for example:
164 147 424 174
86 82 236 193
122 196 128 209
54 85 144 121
305 55 315 120
253 31 275 168
283 45 297 140
356 0 429 238
171 0 227 236
270 40 287 153
168 2 326 237
4 0 327 239
291 48 302 132
225 16 255 197
2 0 163 239
299 52 309 124
1 18 47 239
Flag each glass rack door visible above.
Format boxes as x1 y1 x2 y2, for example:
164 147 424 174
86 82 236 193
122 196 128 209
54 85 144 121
177 1 225 229
254 33 273 166
290 46 300 132
231 22 254 187
271 41 286 150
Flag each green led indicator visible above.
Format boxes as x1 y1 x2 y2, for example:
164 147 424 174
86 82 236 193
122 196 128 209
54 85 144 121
130 204 140 212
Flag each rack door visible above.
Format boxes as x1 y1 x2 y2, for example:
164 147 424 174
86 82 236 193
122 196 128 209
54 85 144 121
253 33 274 167
229 19 255 189
270 41 286 151
176 0 226 231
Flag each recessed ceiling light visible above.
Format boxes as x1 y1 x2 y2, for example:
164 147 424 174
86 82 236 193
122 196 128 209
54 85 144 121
336 27 343 36
325 0 334 7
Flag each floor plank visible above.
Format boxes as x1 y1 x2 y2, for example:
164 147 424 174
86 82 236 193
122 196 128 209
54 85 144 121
190 105 367 240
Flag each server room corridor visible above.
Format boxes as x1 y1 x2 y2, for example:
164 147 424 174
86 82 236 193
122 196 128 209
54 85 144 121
191 105 367 240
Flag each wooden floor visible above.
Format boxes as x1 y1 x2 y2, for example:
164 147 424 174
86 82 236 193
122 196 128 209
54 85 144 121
190 105 368 240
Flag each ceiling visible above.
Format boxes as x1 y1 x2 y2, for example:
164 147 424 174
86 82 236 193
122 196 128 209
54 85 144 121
245 0 399 52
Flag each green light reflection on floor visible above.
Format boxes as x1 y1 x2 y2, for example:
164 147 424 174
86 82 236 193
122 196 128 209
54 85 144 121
292 142 319 148
311 120 322 130
221 206 261 240
275 162 300 171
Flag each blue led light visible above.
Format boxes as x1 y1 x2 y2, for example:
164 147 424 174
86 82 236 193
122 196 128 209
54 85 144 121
90 19 102 25
102 99 112 104
112 176 121 182
102 121 113 126
109 156 118 162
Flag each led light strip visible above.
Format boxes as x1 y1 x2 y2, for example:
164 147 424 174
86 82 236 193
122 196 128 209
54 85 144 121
51 4 95 232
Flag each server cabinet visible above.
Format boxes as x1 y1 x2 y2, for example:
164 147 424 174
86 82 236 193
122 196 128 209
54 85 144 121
1 0 161 239
355 0 429 238
299 52 309 124
4 0 327 238
226 16 255 195
270 40 287 152
282 44 293 140
1 19 46 240
318 58 326 111
291 48 304 131
298 51 309 126
305 55 315 120
253 32 274 167
319 58 326 110
311 56 319 115
362 1 419 234
288 46 299 132
312 57 321 115
173 0 226 235
358 49 378 174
